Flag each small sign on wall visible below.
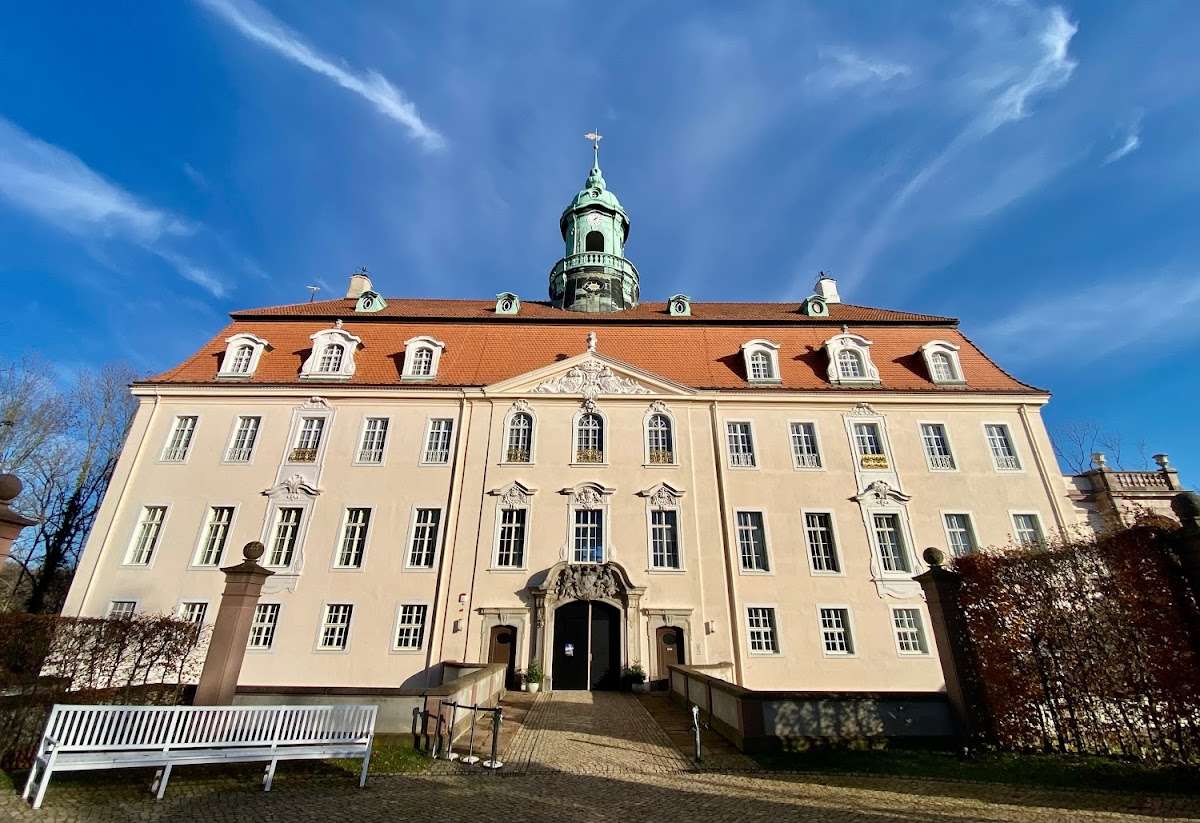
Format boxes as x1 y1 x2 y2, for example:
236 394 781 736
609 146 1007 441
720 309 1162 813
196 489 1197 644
564 643 575 657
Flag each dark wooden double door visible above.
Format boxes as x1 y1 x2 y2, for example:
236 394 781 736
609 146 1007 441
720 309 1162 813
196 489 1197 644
552 600 621 690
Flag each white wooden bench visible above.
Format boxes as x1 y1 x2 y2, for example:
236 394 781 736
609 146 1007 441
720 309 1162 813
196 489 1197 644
21 703 377 809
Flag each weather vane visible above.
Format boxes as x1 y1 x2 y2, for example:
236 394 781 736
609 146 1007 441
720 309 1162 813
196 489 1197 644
306 284 321 303
584 130 603 161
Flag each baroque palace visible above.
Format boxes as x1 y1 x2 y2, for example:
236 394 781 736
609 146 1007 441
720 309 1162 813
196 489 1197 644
64 146 1096 697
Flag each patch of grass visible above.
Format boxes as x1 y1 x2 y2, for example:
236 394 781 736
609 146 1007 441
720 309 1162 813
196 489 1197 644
333 733 427 775
750 747 1200 795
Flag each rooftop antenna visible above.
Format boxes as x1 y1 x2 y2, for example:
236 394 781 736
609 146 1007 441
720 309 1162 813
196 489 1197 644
306 285 321 303
584 130 603 164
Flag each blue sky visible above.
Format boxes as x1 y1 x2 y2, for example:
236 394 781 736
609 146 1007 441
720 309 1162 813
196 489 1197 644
1 1 1197 477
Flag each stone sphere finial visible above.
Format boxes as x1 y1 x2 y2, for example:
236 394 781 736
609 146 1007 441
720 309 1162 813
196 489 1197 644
0 474 22 504
923 546 947 567
1171 492 1200 522
242 541 266 562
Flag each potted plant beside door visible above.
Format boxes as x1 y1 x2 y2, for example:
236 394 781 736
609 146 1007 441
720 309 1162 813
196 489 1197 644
523 660 544 694
622 664 649 693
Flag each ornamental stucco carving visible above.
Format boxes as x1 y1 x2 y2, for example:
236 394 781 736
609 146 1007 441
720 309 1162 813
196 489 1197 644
510 398 532 414
496 483 534 508
264 474 321 502
854 480 912 505
573 486 605 509
533 359 651 399
554 563 622 601
647 400 668 415
639 482 685 509
847 402 879 417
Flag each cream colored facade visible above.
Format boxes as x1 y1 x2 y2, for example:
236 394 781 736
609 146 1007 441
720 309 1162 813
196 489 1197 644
62 349 1071 694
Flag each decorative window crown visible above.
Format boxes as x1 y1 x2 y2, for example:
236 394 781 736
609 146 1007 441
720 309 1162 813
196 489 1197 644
300 321 362 380
823 331 880 385
401 335 446 381
740 339 781 384
218 333 269 378
920 340 965 385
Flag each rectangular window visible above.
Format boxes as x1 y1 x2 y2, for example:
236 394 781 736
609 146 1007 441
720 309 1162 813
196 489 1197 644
819 607 854 655
179 601 207 624
126 506 167 565
291 417 325 462
573 509 604 563
943 513 977 557
873 513 910 573
496 508 527 568
108 600 136 619
650 510 681 569
268 507 302 567
226 416 261 462
1012 513 1043 546
407 508 442 567
248 603 280 649
726 422 756 468
746 607 779 653
804 512 840 573
335 508 371 568
985 424 1021 470
161 416 197 462
920 423 956 470
892 608 929 654
319 604 353 650
357 418 389 464
423 419 454 464
394 604 428 650
195 506 234 566
735 511 769 572
789 422 822 469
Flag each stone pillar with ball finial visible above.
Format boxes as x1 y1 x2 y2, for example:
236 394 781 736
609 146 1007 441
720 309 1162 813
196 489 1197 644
194 541 275 705
0 474 37 565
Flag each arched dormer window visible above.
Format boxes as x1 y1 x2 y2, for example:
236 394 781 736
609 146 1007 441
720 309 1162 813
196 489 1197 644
920 340 965 385
823 332 880 386
401 335 446 381
300 322 361 381
644 402 676 465
585 231 604 252
740 339 781 384
506 411 534 463
574 410 605 464
217 333 269 379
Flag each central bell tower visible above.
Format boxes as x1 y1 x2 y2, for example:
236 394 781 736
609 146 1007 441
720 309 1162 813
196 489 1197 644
549 134 640 312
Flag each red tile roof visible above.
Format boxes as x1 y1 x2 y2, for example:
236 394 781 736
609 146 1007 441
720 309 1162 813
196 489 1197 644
145 297 1041 395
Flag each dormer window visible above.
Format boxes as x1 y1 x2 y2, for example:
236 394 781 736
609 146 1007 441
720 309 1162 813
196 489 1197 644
402 336 446 381
668 294 691 316
920 341 965 385
495 292 520 315
217 333 269 378
823 332 880 386
740 340 781 384
300 322 361 381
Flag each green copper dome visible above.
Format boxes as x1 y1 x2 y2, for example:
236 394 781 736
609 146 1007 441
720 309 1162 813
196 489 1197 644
561 155 627 219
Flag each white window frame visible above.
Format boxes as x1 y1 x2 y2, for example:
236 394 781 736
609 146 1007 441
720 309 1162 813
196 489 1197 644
421 417 455 465
571 407 607 466
643 405 677 467
823 333 880 386
940 510 979 557
123 504 169 567
745 604 781 655
391 602 431 652
354 416 390 465
488 482 536 570
740 339 782 384
300 325 362 381
190 503 238 568
890 606 931 656
332 506 373 570
401 335 446 381
724 419 758 470
871 510 915 575
247 602 282 651
733 509 772 574
178 600 209 625
217 332 269 379
107 600 137 619
160 415 198 464
640 483 686 572
405 506 444 570
918 421 957 472
493 506 530 570
816 604 856 657
315 602 354 652
223 415 262 464
788 420 824 470
1009 511 1045 547
264 505 306 570
920 340 966 385
801 508 843 576
849 420 891 470
561 483 615 565
501 404 537 465
983 422 1023 472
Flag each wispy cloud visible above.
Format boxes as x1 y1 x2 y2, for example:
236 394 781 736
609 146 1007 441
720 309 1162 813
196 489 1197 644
197 0 444 150
1104 116 1142 164
808 47 912 91
182 162 209 190
0 116 229 298
979 7 1078 135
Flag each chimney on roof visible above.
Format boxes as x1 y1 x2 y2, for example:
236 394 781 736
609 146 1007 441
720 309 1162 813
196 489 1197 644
814 272 840 304
346 267 372 299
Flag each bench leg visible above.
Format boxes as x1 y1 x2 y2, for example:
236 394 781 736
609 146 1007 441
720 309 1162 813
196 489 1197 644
263 759 278 792
155 764 173 800
359 753 370 788
31 759 55 810
21 760 40 801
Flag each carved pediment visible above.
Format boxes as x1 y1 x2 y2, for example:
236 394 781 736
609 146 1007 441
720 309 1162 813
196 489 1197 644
263 474 321 501
553 564 623 601
637 482 686 509
852 480 912 505
489 481 537 508
561 482 614 509
533 359 652 400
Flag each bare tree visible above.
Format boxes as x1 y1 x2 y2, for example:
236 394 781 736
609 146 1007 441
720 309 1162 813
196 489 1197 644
0 361 69 476
1052 421 1151 475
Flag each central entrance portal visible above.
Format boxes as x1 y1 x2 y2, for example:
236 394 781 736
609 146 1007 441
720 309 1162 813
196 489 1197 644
551 600 621 690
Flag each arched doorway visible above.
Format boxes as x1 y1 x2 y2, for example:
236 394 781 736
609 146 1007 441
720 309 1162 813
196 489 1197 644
654 626 685 689
488 625 518 690
585 230 604 252
551 600 621 690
